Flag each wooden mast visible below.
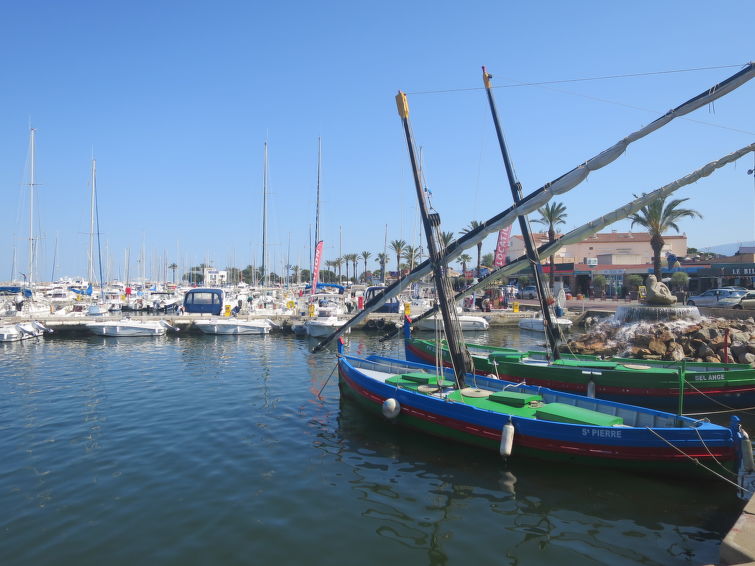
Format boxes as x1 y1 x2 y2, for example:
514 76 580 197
395 91 473 386
482 66 561 360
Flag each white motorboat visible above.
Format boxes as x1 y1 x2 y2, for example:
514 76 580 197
86 318 175 337
0 321 52 342
518 312 572 332
304 316 350 338
413 314 489 332
194 318 273 335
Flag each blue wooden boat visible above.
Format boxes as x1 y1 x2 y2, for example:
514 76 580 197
338 345 752 477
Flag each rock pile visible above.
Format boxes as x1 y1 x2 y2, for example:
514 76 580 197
562 316 755 365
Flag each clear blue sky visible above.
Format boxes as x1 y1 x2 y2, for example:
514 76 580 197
1 1 753 282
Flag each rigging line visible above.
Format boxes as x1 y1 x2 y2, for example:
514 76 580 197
406 63 748 95
516 81 755 136
682 379 755 416
644 427 752 492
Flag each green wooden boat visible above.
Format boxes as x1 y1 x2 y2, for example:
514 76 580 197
405 335 755 410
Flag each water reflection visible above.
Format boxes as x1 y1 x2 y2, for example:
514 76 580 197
326 393 740 566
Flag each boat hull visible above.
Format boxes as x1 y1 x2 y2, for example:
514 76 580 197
86 321 166 337
194 320 270 335
406 338 755 410
414 315 489 332
338 355 740 476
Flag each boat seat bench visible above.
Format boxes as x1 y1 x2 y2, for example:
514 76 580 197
386 373 456 391
535 403 624 426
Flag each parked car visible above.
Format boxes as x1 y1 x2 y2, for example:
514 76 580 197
722 286 748 292
734 290 755 310
522 285 538 299
686 288 744 308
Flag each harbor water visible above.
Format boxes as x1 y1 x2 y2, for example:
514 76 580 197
0 328 749 565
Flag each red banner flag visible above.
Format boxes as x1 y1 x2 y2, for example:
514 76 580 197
493 225 513 267
311 240 324 295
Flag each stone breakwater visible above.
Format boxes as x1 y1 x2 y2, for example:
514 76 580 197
563 316 755 365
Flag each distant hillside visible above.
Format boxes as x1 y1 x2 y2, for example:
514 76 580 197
699 241 755 256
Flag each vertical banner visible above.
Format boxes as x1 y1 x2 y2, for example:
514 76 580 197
493 225 513 267
311 240 324 295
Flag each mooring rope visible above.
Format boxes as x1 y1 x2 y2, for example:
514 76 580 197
692 425 737 477
681 380 755 417
645 427 751 492
317 362 339 397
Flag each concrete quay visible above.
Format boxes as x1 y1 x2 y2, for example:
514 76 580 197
720 493 755 565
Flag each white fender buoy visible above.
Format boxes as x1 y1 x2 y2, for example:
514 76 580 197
741 428 754 473
382 398 401 419
587 379 596 399
500 421 515 457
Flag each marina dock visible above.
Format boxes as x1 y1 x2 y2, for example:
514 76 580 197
3 309 569 337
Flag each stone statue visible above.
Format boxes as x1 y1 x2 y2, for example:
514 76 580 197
644 274 677 305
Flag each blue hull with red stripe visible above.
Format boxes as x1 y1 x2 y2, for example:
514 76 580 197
338 351 750 478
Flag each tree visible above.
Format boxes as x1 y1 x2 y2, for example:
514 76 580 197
441 231 455 248
592 274 607 296
626 274 644 293
325 260 336 282
671 272 690 299
628 196 702 279
360 251 372 282
457 253 472 275
168 262 178 283
460 221 483 277
334 257 343 282
342 255 351 281
345 253 359 282
375 253 388 283
186 264 209 285
481 252 494 268
390 239 406 278
403 245 420 272
532 201 567 288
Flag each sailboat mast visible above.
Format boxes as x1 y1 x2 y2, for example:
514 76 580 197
28 128 35 287
93 158 105 300
88 157 96 284
262 142 268 287
482 67 560 359
315 137 321 251
396 91 472 386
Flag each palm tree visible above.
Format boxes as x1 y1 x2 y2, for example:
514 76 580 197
532 201 567 287
342 253 357 282
390 239 406 279
168 262 178 283
460 221 483 277
375 252 388 283
360 251 372 282
348 253 359 282
334 257 343 282
402 245 420 272
325 260 336 282
628 196 702 278
457 253 472 275
441 231 455 249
